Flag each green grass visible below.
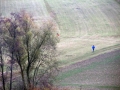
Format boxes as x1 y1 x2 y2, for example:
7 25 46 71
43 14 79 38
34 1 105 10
43 0 120 68
58 84 120 90
57 54 120 80
57 37 120 67
59 44 120 66
1 0 120 37
55 50 120 89
0 0 48 17
45 0 120 37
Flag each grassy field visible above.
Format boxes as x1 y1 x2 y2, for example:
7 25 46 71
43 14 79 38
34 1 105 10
56 49 120 90
1 0 120 89
45 0 120 37
1 0 120 37
1 0 120 66
44 0 120 67
57 36 120 67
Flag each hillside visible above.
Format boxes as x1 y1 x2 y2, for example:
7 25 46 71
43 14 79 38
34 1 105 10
0 0 120 89
0 0 120 37
56 49 120 90
45 0 120 37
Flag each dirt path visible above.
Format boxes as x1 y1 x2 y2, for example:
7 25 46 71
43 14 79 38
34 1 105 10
58 49 120 89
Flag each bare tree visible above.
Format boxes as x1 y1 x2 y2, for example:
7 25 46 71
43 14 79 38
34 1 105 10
0 11 59 90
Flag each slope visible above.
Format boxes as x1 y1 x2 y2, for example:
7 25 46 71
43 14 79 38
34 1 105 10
56 49 120 90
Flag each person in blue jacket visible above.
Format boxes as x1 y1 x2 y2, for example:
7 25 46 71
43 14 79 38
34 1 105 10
92 45 95 52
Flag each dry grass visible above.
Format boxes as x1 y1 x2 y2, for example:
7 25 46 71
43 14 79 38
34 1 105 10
57 35 120 67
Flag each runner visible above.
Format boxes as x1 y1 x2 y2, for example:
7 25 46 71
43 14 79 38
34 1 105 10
92 45 95 52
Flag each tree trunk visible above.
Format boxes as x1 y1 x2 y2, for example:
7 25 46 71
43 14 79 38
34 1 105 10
19 64 27 90
9 52 14 90
9 62 13 90
0 54 6 90
27 64 31 89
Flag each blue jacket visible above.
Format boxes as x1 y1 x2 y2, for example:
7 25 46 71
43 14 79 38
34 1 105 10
92 45 95 49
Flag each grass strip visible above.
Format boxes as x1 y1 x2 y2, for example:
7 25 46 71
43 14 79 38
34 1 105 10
58 83 120 89
59 44 120 67
57 54 120 80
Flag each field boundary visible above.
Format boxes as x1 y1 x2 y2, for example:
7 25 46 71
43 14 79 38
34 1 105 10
57 83 120 90
59 44 120 67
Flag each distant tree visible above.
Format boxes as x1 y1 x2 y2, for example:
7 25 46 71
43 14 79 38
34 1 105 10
0 11 59 90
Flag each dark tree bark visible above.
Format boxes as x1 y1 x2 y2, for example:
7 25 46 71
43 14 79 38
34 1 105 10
0 47 6 90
